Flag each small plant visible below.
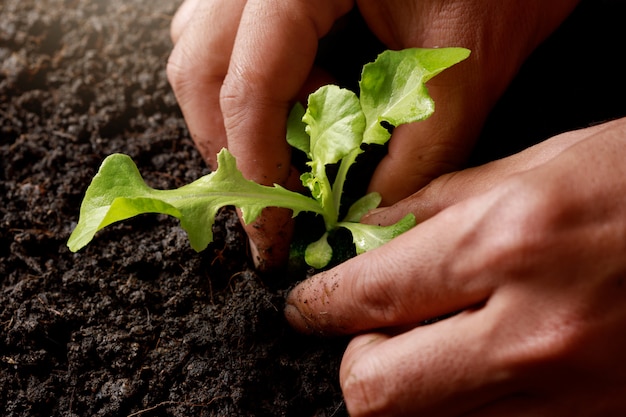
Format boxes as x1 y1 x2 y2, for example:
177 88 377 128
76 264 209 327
67 47 470 269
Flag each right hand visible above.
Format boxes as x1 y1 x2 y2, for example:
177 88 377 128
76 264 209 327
285 117 626 416
167 0 579 270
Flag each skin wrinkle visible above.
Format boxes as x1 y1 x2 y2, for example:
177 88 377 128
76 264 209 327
292 117 624 332
352 259 405 325
409 2 471 48
340 333 397 415
491 306 600 409
387 130 469 191
352 246 425 328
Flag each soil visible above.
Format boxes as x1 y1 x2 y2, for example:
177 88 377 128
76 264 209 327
2 1 626 416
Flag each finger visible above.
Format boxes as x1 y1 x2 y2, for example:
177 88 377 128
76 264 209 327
242 165 302 271
241 68 335 271
167 0 246 167
219 0 353 269
221 0 353 184
339 310 513 416
284 192 501 335
363 122 599 226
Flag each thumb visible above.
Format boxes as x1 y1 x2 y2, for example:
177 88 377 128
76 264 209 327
367 54 489 206
365 0 579 206
363 123 599 227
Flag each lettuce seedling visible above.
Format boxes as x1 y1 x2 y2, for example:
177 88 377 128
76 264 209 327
67 47 470 269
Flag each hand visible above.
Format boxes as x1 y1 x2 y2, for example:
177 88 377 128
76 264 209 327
167 0 578 269
285 118 626 416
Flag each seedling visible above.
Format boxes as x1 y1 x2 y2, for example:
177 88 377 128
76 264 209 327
67 47 470 269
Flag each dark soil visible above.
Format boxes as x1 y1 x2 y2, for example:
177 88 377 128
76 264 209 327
3 1 626 416
0 1 347 416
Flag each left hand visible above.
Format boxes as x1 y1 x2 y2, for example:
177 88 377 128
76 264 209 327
285 117 626 416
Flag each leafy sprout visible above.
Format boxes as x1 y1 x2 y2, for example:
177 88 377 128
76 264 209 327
67 47 470 269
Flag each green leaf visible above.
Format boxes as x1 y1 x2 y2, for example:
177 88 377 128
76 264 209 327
286 102 309 155
342 192 382 223
304 232 333 269
360 47 470 145
340 213 416 255
67 150 323 252
302 85 365 165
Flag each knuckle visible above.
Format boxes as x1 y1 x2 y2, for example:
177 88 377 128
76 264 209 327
166 46 196 100
350 253 407 325
496 309 585 376
467 178 565 273
219 75 251 130
438 175 573 291
219 68 281 136
167 42 223 107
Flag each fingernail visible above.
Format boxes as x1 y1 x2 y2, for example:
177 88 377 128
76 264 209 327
284 302 311 333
